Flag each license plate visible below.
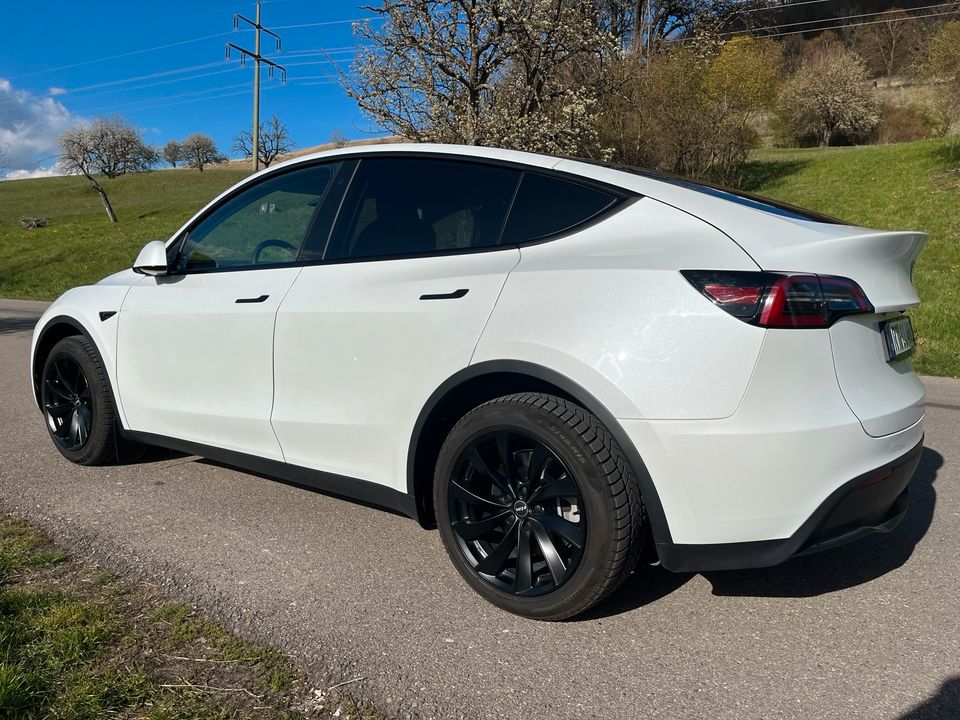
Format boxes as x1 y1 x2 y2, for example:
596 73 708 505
882 316 915 361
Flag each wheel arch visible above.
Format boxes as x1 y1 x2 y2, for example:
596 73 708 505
406 360 673 545
32 316 105 409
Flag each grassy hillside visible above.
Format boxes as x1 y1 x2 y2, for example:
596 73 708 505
1 138 958 375
743 138 960 377
0 168 248 299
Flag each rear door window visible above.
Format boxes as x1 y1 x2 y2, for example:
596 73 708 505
326 157 520 260
501 173 617 244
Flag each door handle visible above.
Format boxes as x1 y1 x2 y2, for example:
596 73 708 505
420 289 469 301
235 294 270 304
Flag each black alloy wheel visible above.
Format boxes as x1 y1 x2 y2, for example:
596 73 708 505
43 352 93 451
448 430 586 596
435 393 647 620
40 335 132 466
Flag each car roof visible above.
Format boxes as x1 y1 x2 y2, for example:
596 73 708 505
269 142 564 173
270 143 839 224
173 143 860 254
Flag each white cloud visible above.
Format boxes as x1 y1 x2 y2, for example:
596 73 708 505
0 77 83 177
48 87 67 96
3 165 64 181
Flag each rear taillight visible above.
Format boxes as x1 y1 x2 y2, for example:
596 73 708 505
681 270 873 328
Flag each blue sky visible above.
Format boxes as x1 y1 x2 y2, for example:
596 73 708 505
0 0 378 178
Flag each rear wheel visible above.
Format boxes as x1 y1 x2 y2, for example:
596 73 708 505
434 392 646 620
41 336 127 466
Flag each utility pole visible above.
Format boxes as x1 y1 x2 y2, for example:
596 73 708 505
226 0 286 172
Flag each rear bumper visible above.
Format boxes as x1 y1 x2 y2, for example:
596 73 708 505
656 438 922 572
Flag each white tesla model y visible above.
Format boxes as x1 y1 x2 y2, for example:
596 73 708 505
31 144 925 619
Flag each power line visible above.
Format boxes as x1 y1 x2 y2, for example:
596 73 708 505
6 32 239 80
63 68 240 102
98 74 333 115
6 16 366 81
24 49 351 99
729 1 957 35
96 76 335 116
0 68 241 111
271 18 379 30
103 88 270 115
66 61 235 94
750 7 960 39
676 5 960 43
0 47 357 112
281 45 356 55
736 0 841 15
94 82 255 114
0 60 234 109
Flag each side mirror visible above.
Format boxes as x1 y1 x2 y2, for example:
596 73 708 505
132 240 169 276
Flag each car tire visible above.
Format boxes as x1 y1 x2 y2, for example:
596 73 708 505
434 392 647 620
40 335 129 466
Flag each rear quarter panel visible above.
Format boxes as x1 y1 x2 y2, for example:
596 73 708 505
473 197 765 420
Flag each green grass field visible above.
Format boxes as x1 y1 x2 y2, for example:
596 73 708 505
0 514 386 718
743 138 960 377
0 167 248 300
1 138 958 375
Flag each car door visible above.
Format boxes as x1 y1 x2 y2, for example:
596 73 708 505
116 161 350 460
272 156 522 489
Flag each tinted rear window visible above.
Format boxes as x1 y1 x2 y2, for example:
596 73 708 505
588 161 842 224
326 158 520 260
652 176 841 224
501 173 617 244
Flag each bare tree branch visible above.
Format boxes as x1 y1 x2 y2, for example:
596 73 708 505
233 114 294 168
344 0 616 157
58 118 157 222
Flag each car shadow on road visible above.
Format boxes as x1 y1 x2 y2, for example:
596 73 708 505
578 563 696 620
117 444 190 466
196 458 415 519
704 447 943 599
580 447 943 619
895 676 960 719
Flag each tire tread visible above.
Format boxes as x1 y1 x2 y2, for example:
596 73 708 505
44 336 121 466
464 392 647 619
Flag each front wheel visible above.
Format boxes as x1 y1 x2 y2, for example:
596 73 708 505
434 393 647 620
40 336 127 466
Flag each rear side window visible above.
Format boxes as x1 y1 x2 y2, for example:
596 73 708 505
587 161 843 224
501 173 617 244
326 158 520 260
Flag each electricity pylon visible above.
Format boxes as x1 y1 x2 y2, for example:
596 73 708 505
226 0 286 172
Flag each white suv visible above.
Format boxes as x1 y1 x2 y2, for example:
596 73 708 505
31 144 926 619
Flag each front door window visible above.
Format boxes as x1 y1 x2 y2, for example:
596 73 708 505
175 163 342 272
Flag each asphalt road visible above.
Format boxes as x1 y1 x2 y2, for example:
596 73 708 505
1 299 958 720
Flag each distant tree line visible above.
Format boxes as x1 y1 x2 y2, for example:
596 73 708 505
47 0 960 222
55 115 294 222
346 0 960 185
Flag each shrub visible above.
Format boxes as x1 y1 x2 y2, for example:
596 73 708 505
597 37 781 186
923 20 960 134
777 44 879 146
873 102 945 144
